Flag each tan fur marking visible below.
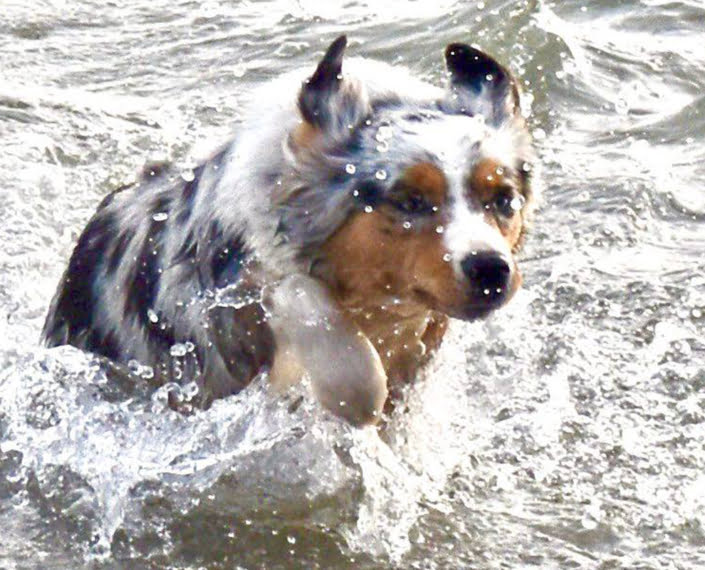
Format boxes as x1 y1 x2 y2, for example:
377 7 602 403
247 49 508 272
319 208 466 391
321 210 458 312
400 162 447 206
470 158 510 203
500 212 523 249
470 158 524 249
291 121 321 150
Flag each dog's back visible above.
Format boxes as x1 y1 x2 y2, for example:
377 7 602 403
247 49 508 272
42 150 275 405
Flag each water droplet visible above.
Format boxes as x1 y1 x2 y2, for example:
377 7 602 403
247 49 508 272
692 308 703 319
364 205 373 213
615 98 629 115
675 341 692 356
375 169 387 181
152 212 168 222
483 288 491 295
181 169 195 182
170 343 188 357
533 128 546 141
581 514 598 530
510 196 525 211
403 221 412 230
287 536 297 545
345 163 356 174
435 225 444 234
375 125 393 142
443 253 452 262
147 309 159 323
183 382 199 398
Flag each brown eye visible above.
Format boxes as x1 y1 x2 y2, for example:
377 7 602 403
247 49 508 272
388 188 435 216
490 190 524 218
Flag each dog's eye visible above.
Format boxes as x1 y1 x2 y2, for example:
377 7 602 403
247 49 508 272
389 189 435 216
491 191 524 218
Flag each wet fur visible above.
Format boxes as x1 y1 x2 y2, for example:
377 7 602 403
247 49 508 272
43 37 535 425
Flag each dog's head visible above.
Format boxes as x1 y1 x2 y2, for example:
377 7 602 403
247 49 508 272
279 36 535 321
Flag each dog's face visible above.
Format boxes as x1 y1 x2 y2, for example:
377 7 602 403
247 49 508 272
282 37 534 321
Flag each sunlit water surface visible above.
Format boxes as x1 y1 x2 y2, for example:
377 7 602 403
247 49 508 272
2 1 705 568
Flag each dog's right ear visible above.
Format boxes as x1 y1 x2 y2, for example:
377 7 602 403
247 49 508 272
297 36 368 138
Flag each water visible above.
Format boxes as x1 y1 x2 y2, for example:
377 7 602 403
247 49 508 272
2 0 705 567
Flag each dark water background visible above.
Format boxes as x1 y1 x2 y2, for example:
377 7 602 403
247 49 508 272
1 0 705 568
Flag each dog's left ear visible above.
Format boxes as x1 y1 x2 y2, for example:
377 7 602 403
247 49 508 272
443 43 521 125
298 35 368 136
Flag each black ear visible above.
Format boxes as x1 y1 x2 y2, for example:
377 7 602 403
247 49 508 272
443 43 520 124
298 35 348 128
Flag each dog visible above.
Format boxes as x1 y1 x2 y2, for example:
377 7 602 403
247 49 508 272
43 36 535 426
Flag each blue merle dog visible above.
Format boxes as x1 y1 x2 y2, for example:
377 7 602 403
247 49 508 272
43 36 535 425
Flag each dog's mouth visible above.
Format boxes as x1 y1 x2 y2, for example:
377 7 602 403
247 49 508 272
411 287 503 321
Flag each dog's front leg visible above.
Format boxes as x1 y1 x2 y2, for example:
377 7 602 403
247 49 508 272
266 274 388 426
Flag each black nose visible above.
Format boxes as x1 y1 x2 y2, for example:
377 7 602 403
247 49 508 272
461 252 511 302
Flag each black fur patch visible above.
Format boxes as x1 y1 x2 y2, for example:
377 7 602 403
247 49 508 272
124 195 171 330
445 43 509 95
85 328 121 361
444 43 519 122
298 35 347 128
207 221 247 288
107 230 133 275
173 231 197 266
354 180 383 208
175 146 229 224
44 211 116 344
